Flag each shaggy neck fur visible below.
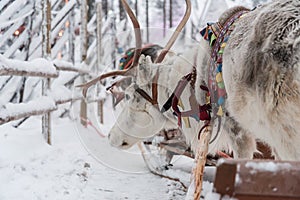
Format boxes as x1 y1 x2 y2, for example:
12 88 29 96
222 0 300 160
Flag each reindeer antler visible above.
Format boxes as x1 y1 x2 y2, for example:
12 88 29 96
77 0 142 97
76 69 132 97
121 0 142 67
155 0 191 63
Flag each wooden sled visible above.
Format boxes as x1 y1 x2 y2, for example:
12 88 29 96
214 159 300 200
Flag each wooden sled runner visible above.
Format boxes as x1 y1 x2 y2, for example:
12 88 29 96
214 159 300 200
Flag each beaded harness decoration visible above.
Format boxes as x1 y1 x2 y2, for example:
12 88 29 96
200 10 249 119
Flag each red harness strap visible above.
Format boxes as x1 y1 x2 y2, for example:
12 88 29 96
171 73 211 127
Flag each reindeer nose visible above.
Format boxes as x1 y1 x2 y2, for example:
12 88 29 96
121 140 129 146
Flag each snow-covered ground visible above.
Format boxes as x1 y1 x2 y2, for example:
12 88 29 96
0 120 182 199
0 98 212 200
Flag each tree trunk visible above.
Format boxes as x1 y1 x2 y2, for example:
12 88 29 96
169 0 173 28
87 0 94 21
146 0 149 42
119 0 126 21
135 0 138 19
163 0 166 37
102 0 108 19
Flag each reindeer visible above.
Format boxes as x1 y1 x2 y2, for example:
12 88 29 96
219 0 300 160
79 0 260 159
192 0 300 161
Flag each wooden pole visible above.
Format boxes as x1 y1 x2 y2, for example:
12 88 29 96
41 0 52 145
68 8 75 63
96 2 104 124
96 2 102 71
193 124 212 199
110 13 116 69
80 0 88 127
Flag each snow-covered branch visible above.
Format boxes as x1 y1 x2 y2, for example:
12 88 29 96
0 55 58 78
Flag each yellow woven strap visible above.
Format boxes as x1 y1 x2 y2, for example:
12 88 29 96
178 99 191 128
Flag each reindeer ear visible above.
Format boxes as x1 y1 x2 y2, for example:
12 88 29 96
137 54 153 85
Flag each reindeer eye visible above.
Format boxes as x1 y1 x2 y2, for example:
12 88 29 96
125 94 130 100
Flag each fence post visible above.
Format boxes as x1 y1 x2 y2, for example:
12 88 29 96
110 13 117 69
96 2 104 124
80 0 88 126
41 0 52 145
68 8 75 63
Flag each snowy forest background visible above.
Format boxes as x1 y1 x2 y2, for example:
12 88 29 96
0 0 270 199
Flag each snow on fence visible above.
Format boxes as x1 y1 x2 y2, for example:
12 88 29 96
0 56 83 124
0 54 58 77
0 96 57 125
0 0 134 144
0 0 211 145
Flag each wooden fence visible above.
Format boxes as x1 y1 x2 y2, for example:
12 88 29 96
0 0 208 145
0 0 119 144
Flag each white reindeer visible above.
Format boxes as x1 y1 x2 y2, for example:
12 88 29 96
193 0 300 160
79 0 259 159
220 0 300 160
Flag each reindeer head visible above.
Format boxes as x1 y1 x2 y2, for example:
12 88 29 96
108 55 176 149
78 0 191 149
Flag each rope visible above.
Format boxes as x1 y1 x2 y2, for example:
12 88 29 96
80 117 105 138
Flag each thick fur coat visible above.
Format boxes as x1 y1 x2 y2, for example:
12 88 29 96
108 0 300 161
196 0 300 160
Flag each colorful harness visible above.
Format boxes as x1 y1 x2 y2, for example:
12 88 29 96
132 10 249 144
162 9 249 143
119 44 162 70
200 9 249 118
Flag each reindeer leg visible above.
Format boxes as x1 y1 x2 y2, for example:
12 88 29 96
225 116 257 159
